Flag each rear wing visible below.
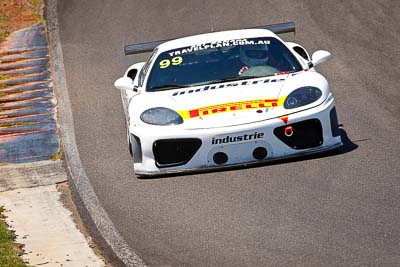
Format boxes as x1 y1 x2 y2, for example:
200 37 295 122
124 21 295 55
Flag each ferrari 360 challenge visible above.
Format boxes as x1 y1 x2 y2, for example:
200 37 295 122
114 22 342 176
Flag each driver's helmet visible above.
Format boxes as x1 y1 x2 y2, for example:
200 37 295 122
239 45 269 66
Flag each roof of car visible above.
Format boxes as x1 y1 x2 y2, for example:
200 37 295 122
156 29 278 53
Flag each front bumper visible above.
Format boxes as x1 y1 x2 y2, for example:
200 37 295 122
131 97 342 176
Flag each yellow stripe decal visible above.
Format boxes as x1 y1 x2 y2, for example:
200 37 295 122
177 97 286 119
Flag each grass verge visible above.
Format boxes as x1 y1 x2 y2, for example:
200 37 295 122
0 75 10 81
0 11 9 42
32 0 46 28
0 207 30 266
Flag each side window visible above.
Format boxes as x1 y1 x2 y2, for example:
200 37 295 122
127 69 138 80
293 46 310 61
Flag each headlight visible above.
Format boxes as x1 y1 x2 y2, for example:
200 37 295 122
284 86 322 109
140 107 183 125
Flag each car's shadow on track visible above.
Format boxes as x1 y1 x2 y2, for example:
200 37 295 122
138 128 358 180
330 127 359 154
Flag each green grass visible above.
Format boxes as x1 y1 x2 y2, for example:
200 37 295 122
31 0 41 10
0 75 10 81
0 33 8 42
0 207 30 267
0 122 37 128
0 11 8 42
50 151 62 161
31 0 46 27
0 27 10 42
0 11 7 21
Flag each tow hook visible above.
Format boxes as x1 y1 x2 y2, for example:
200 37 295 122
284 126 293 137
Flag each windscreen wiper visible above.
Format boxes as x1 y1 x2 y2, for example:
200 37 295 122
150 84 189 91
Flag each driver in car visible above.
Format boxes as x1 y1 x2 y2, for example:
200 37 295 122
235 44 289 76
238 45 270 75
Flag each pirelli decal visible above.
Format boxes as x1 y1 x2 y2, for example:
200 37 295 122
177 97 285 119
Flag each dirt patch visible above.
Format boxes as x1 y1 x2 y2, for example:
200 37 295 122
0 0 40 43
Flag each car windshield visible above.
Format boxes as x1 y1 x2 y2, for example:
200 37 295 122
146 37 303 92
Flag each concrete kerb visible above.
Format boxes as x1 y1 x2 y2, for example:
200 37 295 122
44 0 146 266
0 160 66 192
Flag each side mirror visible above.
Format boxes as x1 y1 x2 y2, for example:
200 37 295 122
310 50 332 67
114 77 134 91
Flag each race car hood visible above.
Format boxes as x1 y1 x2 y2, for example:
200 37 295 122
132 72 329 129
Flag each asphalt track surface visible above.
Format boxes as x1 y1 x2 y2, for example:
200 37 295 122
57 1 400 266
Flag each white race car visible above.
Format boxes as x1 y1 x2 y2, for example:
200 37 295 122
114 22 342 176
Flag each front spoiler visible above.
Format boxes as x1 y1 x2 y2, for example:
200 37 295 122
135 142 342 177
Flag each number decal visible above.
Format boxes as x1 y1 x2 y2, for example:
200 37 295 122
172 56 183 65
159 56 183 69
159 59 170 69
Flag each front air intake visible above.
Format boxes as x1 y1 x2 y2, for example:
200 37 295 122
153 138 201 167
274 119 323 149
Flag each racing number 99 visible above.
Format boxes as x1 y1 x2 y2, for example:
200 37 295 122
159 56 183 69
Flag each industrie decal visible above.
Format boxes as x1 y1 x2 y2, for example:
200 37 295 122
211 132 265 145
177 97 286 119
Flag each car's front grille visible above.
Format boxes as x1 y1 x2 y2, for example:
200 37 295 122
153 138 202 167
274 119 323 149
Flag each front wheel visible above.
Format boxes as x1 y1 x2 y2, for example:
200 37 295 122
126 124 133 157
